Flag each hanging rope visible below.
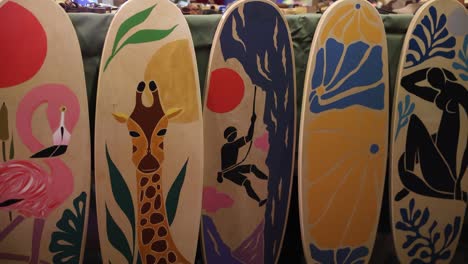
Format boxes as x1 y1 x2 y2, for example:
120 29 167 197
220 86 257 174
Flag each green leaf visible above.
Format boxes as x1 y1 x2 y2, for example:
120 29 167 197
166 158 189 225
105 144 136 244
112 4 157 56
9 134 14 160
105 205 133 264
49 192 87 264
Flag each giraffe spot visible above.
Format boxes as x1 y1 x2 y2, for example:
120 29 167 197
141 218 148 226
140 177 149 187
146 255 156 264
159 142 164 149
158 226 167 237
141 202 151 214
142 228 155 244
154 194 161 210
150 212 164 224
157 185 161 190
168 252 176 263
151 240 167 252
152 174 160 182
157 258 167 264
133 146 137 153
146 186 156 198
140 191 144 202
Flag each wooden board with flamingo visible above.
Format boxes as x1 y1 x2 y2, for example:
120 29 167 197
298 0 389 263
0 0 91 263
390 0 467 263
93 0 203 263
201 0 296 263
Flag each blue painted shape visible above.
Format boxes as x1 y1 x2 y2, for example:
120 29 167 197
309 38 384 113
202 215 242 264
395 198 462 264
218 2 295 263
370 144 379 154
394 95 415 140
452 35 468 81
309 243 369 264
405 6 456 69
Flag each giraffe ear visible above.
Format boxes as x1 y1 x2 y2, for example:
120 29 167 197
112 112 129 123
165 108 183 120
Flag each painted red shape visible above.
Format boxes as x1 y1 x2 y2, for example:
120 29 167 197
207 68 245 113
0 1 47 88
202 186 234 213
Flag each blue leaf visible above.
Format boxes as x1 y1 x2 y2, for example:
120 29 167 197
439 250 451 260
407 103 415 116
420 250 429 259
429 221 438 234
401 208 409 222
408 243 424 256
396 221 411 231
449 217 461 244
337 247 351 263
444 223 453 245
398 101 403 116
409 199 415 214
433 232 440 245
403 235 417 249
418 208 429 227
413 209 421 223
309 243 334 263
344 246 368 264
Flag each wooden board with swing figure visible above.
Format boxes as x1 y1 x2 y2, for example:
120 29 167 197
298 0 389 262
0 0 91 263
94 0 203 263
390 0 467 263
201 0 296 263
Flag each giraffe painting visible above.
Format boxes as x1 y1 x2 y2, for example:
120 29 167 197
113 80 188 264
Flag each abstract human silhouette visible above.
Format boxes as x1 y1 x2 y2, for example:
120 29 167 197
0 84 80 263
396 67 467 202
113 81 189 264
217 87 268 206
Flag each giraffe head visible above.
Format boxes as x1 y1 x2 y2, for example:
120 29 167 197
113 81 182 174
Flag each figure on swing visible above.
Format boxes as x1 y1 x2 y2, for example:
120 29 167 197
217 87 268 207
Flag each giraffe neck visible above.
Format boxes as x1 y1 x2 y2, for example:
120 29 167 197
136 170 189 264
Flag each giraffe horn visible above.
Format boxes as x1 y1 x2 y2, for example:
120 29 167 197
112 112 129 123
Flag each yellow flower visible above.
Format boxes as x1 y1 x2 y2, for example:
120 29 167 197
304 106 386 248
321 2 383 45
0 103 9 141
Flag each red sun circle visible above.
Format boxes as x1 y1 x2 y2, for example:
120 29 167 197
0 2 47 88
206 68 245 113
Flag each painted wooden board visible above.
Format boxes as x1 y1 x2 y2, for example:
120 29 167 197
94 0 203 263
0 0 91 263
390 0 467 263
298 0 389 263
201 0 296 263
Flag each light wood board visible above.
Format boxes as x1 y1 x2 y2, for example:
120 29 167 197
201 0 296 263
298 0 389 263
390 0 467 263
94 0 203 263
0 0 91 263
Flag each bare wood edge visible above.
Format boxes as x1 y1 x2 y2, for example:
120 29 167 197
93 0 203 262
388 0 466 261
297 0 389 262
199 0 297 263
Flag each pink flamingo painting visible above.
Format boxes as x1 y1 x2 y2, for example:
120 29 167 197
0 84 80 264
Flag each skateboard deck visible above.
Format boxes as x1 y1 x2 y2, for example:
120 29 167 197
201 0 296 263
0 0 91 263
94 0 203 263
298 0 389 263
390 0 467 263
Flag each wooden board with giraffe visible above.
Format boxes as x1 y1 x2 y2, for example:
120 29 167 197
298 0 389 263
0 0 91 263
94 0 203 263
390 0 467 263
201 0 296 263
